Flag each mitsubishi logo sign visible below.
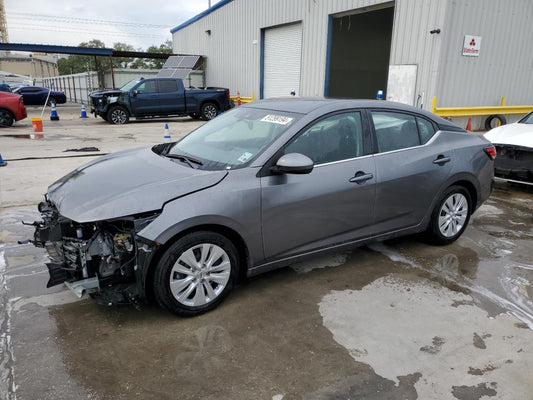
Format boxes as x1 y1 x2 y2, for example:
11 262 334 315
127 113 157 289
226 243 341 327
463 35 482 57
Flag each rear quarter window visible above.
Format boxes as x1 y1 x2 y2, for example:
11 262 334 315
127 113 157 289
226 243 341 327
416 117 436 144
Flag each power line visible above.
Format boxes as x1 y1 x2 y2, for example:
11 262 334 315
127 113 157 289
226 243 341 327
9 25 168 39
6 12 171 29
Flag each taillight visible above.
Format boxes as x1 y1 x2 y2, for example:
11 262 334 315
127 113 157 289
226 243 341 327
227 89 230 101
484 145 496 160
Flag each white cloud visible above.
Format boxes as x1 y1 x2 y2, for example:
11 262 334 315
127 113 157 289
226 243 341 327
3 0 221 50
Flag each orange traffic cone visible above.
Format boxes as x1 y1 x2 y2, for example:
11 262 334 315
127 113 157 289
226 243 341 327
237 91 242 106
466 117 472 132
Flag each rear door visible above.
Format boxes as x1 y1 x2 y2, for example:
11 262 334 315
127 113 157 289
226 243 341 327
260 111 376 261
157 79 185 114
369 110 454 234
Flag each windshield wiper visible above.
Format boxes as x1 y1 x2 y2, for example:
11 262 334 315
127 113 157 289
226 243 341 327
166 153 204 168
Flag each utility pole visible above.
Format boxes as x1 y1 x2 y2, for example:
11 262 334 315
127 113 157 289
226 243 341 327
0 0 8 43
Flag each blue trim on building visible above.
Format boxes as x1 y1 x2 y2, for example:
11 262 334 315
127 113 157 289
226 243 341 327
324 15 333 97
170 0 233 34
0 43 113 56
259 29 265 99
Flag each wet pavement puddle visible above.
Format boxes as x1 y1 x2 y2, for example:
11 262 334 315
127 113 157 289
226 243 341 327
319 274 532 400
0 133 75 140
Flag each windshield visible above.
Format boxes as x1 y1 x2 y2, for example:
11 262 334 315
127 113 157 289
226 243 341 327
120 80 140 92
518 111 533 124
169 107 302 170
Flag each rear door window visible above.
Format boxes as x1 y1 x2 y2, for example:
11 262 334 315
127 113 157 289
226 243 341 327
371 111 421 153
158 80 178 93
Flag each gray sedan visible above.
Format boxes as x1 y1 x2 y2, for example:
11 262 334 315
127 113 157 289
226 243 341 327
30 99 495 316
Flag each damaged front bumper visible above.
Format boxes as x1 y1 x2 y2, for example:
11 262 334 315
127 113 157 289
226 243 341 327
90 101 110 119
89 94 120 119
25 199 159 305
493 144 533 184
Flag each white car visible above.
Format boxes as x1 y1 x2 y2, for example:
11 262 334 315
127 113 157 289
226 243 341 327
484 111 533 184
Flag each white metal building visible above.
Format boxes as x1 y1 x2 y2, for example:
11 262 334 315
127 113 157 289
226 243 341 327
171 0 533 113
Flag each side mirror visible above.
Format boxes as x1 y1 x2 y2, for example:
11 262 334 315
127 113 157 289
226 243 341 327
132 90 138 97
271 153 314 175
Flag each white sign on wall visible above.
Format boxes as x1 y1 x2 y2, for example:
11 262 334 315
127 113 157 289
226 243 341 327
386 65 417 106
463 35 482 57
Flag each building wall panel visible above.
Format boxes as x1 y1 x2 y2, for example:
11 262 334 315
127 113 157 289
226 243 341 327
172 0 532 114
172 0 400 98
437 0 533 108
388 0 448 109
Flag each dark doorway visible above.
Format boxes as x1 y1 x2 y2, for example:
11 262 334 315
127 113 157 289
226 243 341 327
326 6 394 99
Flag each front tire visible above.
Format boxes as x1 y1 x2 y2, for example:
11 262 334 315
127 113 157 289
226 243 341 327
108 106 129 124
153 231 238 316
200 102 218 120
426 186 471 245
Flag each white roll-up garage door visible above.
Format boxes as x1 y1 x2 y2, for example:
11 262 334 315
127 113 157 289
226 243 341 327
263 23 302 99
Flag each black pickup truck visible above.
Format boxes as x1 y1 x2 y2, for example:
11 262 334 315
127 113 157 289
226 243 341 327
89 78 234 124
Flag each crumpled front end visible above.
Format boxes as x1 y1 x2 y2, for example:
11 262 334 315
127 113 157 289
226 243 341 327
30 199 158 305
89 90 122 119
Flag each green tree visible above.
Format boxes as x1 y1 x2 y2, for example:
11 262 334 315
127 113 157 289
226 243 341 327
57 39 174 86
57 39 109 78
145 40 173 69
112 42 137 68
128 40 172 70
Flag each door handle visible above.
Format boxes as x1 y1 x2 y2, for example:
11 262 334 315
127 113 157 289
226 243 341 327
349 171 374 184
433 156 451 165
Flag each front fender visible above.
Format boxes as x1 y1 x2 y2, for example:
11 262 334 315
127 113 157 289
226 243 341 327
136 176 264 267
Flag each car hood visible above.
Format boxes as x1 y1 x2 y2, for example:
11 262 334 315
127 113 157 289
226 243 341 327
89 89 122 98
47 146 228 223
484 123 533 148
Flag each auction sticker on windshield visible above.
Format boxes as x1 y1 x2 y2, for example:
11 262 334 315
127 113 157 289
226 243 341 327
238 152 253 163
261 115 293 125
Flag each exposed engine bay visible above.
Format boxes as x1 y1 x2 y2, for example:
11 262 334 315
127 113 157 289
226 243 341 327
27 199 157 305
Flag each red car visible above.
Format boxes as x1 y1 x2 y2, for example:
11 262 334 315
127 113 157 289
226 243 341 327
0 91 27 127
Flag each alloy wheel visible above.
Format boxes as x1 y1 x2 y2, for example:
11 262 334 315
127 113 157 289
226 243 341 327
111 109 127 124
438 193 468 237
169 243 231 307
203 104 217 120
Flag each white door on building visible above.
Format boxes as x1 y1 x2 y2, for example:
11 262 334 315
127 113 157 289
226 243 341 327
263 23 302 98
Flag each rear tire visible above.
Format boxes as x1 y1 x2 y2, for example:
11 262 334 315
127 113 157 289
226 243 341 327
426 185 471 245
0 109 14 127
108 106 129 125
200 102 218 121
153 231 238 316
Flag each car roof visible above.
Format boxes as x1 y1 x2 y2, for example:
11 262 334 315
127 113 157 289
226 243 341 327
245 98 461 131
